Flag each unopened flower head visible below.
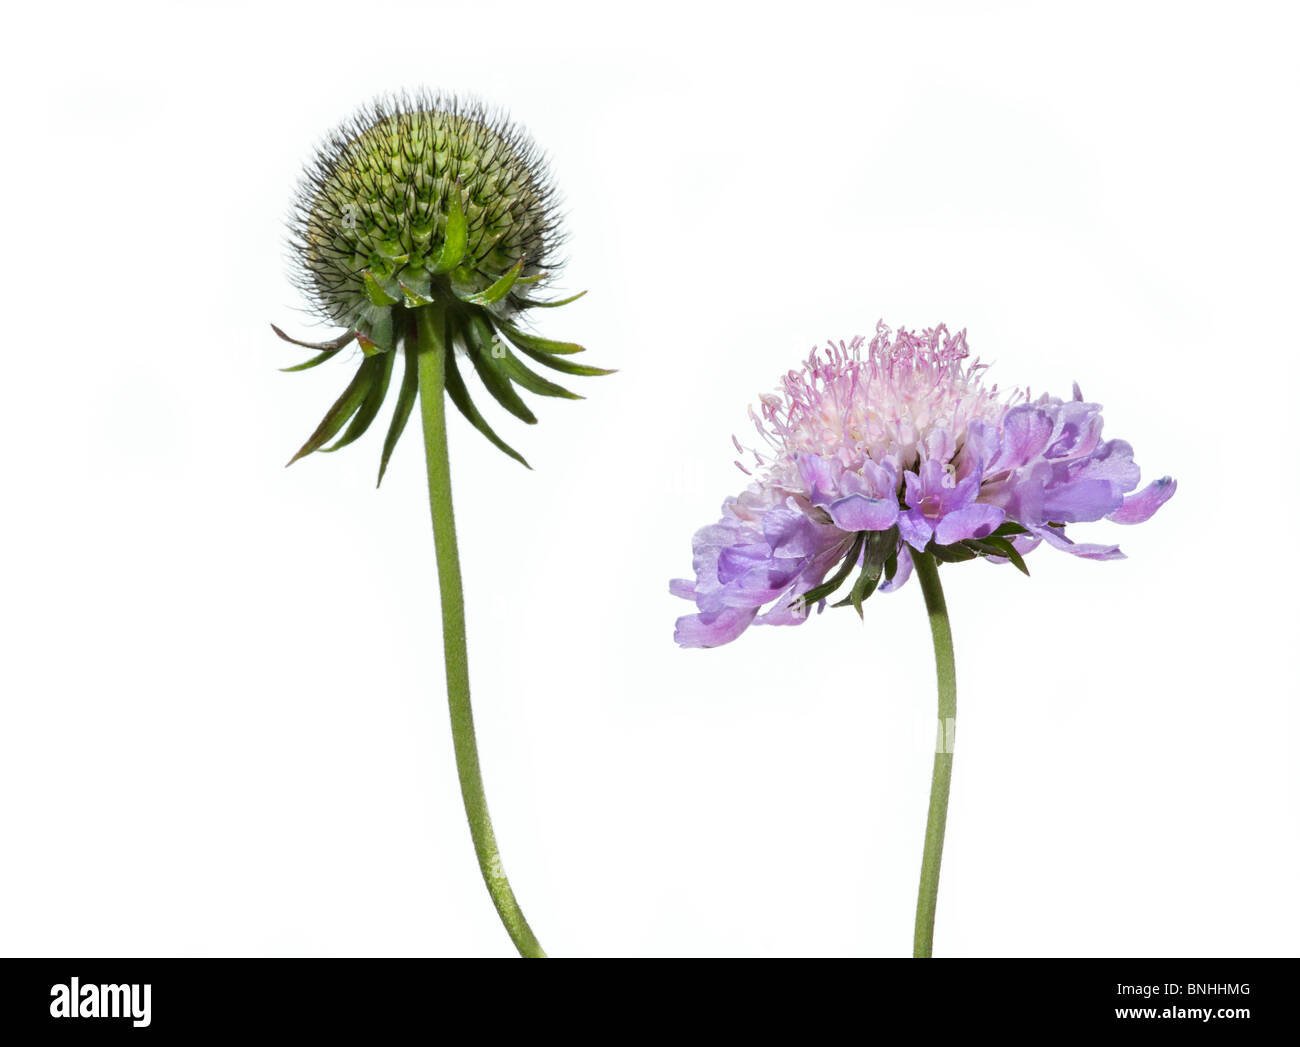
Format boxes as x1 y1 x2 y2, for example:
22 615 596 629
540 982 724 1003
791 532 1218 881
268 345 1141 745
671 322 1176 648
275 91 610 479
291 93 558 343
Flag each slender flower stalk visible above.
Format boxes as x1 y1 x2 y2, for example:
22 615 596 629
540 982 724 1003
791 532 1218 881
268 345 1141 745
275 92 609 955
414 305 544 957
671 323 1175 955
911 550 954 959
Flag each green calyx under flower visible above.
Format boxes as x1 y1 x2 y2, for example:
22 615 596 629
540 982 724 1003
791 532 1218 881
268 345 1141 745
793 520 1030 621
276 91 611 479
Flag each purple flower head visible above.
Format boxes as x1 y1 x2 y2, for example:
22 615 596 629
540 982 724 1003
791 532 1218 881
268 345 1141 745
672 323 1175 648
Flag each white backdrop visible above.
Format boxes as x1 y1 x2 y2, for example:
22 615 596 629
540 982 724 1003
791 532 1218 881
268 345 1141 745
1 1 1295 957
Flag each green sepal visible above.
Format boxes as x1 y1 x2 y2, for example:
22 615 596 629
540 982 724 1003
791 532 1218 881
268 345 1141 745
463 259 524 306
849 566 881 616
929 541 978 564
363 271 401 307
377 341 419 486
512 345 608 374
286 357 379 465
270 324 356 353
497 319 585 355
444 343 531 468
280 345 346 372
832 529 895 616
967 534 1030 576
991 521 1029 538
518 290 587 309
509 339 614 377
358 311 396 354
429 187 467 274
496 345 582 400
832 564 880 615
272 325 355 371
464 315 537 424
323 345 395 453
795 533 866 610
397 267 433 307
448 266 478 294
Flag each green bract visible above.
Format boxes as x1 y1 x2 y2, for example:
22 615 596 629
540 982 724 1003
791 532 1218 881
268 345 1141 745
276 91 610 478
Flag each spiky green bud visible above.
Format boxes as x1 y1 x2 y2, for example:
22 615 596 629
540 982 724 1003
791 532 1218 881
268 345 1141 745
275 91 611 478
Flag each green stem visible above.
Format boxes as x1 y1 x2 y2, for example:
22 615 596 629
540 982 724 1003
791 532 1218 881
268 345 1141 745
413 304 546 958
911 550 956 959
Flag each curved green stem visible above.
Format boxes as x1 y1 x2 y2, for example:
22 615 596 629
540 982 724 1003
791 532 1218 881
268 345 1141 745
413 304 546 958
911 550 956 959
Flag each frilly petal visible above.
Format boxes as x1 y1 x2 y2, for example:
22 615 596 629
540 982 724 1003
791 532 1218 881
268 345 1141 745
1109 476 1176 525
674 608 759 648
879 545 914 592
934 503 1005 545
1040 478 1125 523
826 493 899 532
1034 525 1126 561
898 511 934 551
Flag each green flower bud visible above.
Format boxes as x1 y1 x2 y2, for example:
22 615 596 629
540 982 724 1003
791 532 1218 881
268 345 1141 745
274 91 611 479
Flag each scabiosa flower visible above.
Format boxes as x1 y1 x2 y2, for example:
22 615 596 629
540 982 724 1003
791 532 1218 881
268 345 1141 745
276 90 610 479
671 321 1175 959
672 322 1175 648
272 92 613 959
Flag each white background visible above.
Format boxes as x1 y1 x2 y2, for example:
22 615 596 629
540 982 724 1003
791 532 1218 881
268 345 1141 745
1 1 1296 958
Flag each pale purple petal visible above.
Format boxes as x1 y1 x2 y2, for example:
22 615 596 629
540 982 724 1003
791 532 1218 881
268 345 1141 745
1109 476 1177 524
961 420 1001 473
1040 478 1125 523
838 459 898 500
1010 533 1042 557
1066 438 1140 491
987 405 1054 473
925 427 956 464
674 608 758 648
797 455 838 506
1035 525 1125 561
763 506 817 555
716 542 773 583
934 503 1005 545
827 493 899 532
898 511 933 551
879 545 914 592
1043 401 1104 461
